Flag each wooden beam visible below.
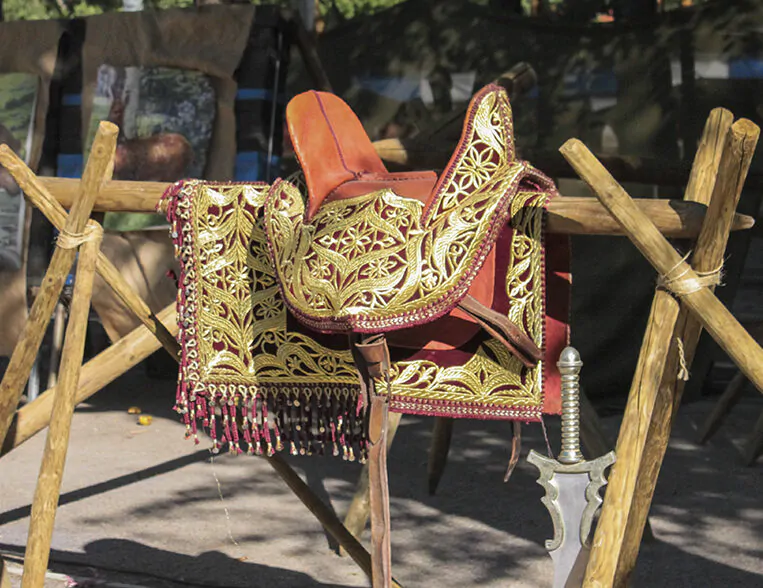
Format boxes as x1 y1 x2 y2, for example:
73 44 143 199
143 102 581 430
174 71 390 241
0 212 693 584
2 157 179 361
608 113 759 584
0 123 117 455
427 417 453 496
743 410 763 466
0 304 178 459
560 139 763 396
560 112 763 587
1 558 11 588
696 370 747 445
373 140 763 191
21 223 102 588
38 177 754 237
575 106 732 584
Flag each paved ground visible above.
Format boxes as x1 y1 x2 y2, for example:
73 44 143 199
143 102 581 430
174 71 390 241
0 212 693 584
1 365 761 588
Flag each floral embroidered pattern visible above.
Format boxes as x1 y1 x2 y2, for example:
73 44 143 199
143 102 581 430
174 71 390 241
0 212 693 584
264 87 550 334
160 84 562 459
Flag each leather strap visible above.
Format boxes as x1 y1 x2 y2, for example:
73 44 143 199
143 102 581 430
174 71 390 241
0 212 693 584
457 294 542 368
350 334 393 588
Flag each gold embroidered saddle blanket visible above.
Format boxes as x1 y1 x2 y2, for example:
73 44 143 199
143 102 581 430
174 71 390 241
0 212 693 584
161 84 571 459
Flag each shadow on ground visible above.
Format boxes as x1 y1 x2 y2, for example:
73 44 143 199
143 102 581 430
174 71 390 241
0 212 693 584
1 539 358 588
1 364 761 586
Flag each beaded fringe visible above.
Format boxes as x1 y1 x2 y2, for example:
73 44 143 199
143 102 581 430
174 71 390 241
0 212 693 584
160 180 369 462
174 384 368 461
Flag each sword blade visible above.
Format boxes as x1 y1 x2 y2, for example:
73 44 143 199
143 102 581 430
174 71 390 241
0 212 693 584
549 472 590 588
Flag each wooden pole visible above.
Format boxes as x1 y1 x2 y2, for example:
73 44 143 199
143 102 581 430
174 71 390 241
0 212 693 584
21 222 103 588
38 177 754 238
427 417 453 495
0 150 180 361
0 123 117 452
743 410 763 466
559 139 763 397
560 113 763 587
617 117 760 570
576 105 730 584
265 454 402 588
341 411 401 554
371 141 763 191
47 303 66 389
0 558 11 588
0 304 178 459
696 371 747 445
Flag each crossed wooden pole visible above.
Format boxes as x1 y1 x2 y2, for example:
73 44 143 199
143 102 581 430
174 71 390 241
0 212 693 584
0 123 400 587
0 114 759 586
559 110 763 587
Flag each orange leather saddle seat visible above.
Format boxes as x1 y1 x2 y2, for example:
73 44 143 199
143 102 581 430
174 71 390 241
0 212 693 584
285 90 498 351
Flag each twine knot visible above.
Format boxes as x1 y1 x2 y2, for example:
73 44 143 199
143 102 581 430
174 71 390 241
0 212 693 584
657 251 723 296
56 222 103 250
676 337 690 381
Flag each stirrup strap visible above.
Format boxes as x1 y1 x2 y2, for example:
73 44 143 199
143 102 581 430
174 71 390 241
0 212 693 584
457 295 542 368
350 334 393 588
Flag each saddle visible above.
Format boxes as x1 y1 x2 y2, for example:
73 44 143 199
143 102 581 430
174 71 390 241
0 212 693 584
161 82 570 585
268 85 543 367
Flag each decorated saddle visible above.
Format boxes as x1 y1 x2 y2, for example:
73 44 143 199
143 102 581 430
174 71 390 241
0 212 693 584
161 83 571 460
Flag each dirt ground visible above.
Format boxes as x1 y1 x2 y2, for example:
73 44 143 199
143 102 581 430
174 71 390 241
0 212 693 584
0 364 761 588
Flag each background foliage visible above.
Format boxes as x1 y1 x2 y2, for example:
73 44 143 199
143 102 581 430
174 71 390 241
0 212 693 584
1 0 412 22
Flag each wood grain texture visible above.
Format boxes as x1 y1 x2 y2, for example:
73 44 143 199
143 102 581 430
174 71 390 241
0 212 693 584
341 411 401 554
1 153 179 361
614 112 757 581
0 304 178 459
584 293 681 588
0 123 116 456
564 110 762 587
559 138 763 397
40 177 754 237
41 177 167 214
21 224 102 588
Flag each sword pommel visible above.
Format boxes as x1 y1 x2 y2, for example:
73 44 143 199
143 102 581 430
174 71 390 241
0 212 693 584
557 346 584 465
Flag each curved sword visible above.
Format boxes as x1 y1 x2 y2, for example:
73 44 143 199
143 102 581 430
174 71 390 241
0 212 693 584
527 347 616 588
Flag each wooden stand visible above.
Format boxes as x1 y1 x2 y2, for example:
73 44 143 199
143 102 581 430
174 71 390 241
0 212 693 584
559 110 762 586
21 223 103 588
0 112 757 586
0 123 117 454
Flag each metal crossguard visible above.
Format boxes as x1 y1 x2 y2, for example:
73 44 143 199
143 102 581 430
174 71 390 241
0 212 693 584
527 347 616 588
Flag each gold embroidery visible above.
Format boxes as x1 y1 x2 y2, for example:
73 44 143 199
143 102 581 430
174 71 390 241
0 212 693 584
186 182 358 391
172 180 547 418
166 85 554 450
388 189 546 413
266 88 530 332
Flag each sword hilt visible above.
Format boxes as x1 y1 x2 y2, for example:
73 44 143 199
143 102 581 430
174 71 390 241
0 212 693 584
557 346 583 464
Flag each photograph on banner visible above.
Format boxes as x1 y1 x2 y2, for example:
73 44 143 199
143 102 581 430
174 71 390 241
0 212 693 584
0 72 38 272
84 64 216 231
